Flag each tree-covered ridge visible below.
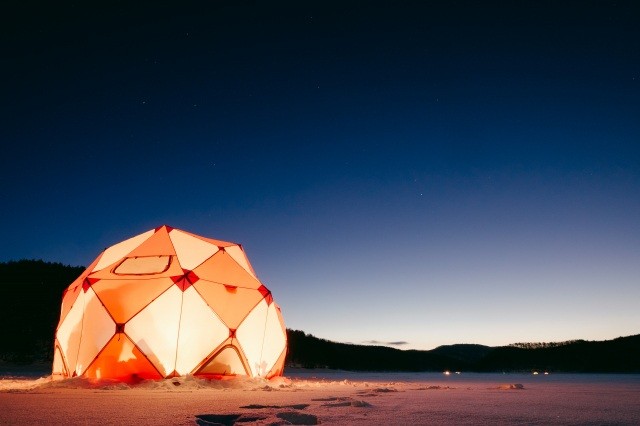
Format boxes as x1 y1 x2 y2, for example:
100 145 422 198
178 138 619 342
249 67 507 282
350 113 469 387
508 340 582 349
287 330 640 373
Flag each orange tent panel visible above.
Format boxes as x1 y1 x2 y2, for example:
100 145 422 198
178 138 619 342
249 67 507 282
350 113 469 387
91 277 175 323
193 280 264 329
194 251 262 289
127 227 177 258
84 334 162 382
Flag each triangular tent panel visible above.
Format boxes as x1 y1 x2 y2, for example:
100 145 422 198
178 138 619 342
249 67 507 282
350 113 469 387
53 226 286 382
169 229 219 271
194 250 262 289
126 227 176 258
84 334 163 381
192 279 264 329
91 277 174 324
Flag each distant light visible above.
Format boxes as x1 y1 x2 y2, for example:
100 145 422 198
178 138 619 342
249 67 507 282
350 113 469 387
532 371 539 375
455 371 461 375
443 370 451 375
544 372 549 375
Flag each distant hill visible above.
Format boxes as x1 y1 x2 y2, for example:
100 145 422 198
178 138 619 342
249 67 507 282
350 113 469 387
286 329 469 371
429 343 494 364
1 260 639 372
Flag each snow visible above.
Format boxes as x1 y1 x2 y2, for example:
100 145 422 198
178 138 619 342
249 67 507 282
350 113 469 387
1 369 639 424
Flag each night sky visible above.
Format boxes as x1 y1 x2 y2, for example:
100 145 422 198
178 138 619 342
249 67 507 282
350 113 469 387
2 1 639 349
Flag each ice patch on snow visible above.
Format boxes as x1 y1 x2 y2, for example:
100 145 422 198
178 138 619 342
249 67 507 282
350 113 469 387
276 411 319 425
496 383 525 390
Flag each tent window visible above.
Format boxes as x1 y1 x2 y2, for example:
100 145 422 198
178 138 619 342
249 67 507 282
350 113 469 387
113 256 171 275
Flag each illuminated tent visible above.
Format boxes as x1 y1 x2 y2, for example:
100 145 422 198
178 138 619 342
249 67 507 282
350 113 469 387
52 225 287 381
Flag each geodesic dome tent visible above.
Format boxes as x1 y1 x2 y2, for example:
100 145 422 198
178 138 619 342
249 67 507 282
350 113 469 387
52 225 286 382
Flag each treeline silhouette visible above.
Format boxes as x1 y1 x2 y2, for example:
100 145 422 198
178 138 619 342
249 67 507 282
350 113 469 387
287 330 640 373
473 335 640 372
509 340 580 349
1 260 639 372
0 260 83 362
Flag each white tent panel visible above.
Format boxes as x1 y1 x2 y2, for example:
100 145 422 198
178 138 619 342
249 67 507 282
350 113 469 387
126 285 182 377
236 299 268 377
75 289 115 375
174 286 229 375
169 229 219 270
56 290 85 375
260 303 287 375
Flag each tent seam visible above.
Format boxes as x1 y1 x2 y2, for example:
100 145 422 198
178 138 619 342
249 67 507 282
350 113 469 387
257 304 269 377
172 287 186 376
72 291 87 376
225 246 260 280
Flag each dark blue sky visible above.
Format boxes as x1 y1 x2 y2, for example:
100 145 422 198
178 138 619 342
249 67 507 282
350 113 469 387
2 1 639 348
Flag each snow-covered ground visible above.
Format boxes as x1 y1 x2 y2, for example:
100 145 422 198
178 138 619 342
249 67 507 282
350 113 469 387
1 369 639 424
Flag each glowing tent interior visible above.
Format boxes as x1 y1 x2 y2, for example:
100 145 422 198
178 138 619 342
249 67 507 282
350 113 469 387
52 225 287 382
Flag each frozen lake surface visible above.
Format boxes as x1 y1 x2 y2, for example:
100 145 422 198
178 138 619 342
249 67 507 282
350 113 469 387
288 368 640 384
1 368 639 424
